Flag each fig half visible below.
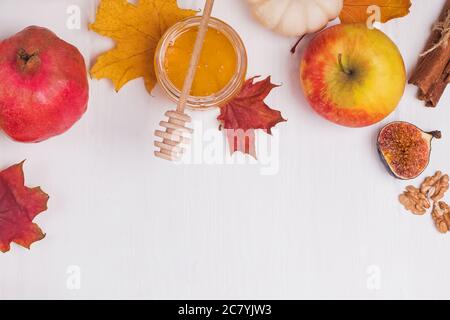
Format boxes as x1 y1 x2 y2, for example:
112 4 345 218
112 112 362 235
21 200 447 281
377 121 441 180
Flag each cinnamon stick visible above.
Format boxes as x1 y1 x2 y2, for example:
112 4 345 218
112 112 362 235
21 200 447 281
409 0 450 107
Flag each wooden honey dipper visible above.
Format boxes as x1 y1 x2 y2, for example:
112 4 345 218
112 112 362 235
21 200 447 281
154 0 215 161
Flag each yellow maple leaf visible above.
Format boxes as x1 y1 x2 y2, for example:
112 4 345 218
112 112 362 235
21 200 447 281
90 0 196 94
340 0 411 24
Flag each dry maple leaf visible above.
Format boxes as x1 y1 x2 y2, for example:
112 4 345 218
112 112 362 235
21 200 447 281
0 161 49 253
90 0 196 94
218 76 286 158
340 0 411 24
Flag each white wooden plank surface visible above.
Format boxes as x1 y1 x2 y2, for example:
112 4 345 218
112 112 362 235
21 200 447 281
1 0 449 299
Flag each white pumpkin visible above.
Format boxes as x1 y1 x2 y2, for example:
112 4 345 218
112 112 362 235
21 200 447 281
247 0 343 37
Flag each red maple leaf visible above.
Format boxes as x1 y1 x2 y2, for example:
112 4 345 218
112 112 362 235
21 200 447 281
218 76 286 157
0 161 49 253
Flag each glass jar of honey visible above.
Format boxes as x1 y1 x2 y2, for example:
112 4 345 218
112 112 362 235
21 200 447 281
155 17 247 109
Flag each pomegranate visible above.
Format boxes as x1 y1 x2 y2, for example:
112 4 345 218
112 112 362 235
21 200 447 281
0 26 89 143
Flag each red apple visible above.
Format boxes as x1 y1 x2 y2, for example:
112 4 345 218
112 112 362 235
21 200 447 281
300 24 406 128
0 26 89 142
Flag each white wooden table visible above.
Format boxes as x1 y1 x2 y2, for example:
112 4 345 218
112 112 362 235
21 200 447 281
1 0 449 299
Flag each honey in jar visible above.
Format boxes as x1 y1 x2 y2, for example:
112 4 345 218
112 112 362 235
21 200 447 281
155 17 247 109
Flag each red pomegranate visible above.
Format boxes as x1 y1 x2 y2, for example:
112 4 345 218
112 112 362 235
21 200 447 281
0 26 89 143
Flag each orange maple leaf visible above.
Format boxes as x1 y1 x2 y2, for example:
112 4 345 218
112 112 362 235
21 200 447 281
340 0 412 24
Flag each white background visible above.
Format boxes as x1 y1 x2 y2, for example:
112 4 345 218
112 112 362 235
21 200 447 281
1 0 450 299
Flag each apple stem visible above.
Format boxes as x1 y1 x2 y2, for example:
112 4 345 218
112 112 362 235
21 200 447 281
338 53 353 76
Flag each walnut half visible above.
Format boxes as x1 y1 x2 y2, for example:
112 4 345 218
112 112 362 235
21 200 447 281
420 171 450 202
432 201 450 234
399 185 431 215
